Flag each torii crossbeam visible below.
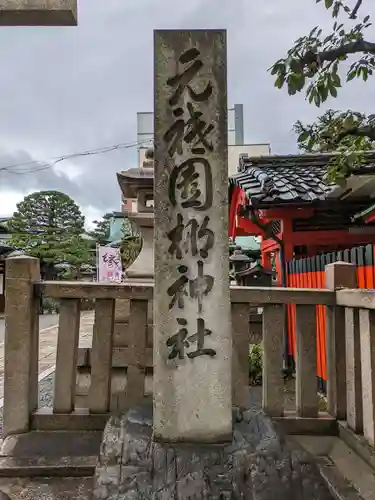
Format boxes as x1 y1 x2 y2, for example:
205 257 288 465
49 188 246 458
0 0 77 26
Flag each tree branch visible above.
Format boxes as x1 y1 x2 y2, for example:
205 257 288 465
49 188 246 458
349 0 362 19
301 38 375 66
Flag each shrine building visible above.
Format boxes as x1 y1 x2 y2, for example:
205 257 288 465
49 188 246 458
229 152 375 284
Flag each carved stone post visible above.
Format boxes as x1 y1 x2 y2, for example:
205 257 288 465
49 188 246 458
3 256 40 437
325 261 357 421
154 29 232 442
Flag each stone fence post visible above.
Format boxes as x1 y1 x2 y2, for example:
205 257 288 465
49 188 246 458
0 0 78 26
325 261 357 422
3 256 40 437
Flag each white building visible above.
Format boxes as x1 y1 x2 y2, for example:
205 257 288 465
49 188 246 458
122 105 271 213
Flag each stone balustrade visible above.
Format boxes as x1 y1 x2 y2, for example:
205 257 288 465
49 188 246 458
4 256 375 452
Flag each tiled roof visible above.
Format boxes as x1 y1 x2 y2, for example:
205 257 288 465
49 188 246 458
234 236 260 251
230 153 337 208
117 169 153 199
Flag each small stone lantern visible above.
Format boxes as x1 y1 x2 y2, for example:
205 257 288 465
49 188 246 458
229 246 252 275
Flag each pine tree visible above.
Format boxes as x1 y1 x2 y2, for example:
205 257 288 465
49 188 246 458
88 215 111 246
8 190 88 279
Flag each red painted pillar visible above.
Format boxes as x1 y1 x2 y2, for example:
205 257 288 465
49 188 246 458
262 249 272 269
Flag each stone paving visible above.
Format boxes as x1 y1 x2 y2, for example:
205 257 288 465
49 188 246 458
0 313 94 401
0 477 93 500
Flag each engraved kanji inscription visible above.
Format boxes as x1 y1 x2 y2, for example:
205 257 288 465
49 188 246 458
169 157 213 211
189 260 214 313
166 317 216 360
167 265 189 310
166 48 213 107
167 261 214 313
163 102 215 157
186 317 216 359
167 213 214 260
166 318 189 360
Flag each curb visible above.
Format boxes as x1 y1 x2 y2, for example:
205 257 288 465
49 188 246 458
38 323 59 334
0 455 96 478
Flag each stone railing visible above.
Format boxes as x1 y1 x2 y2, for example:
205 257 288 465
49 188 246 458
74 293 262 411
335 287 375 449
3 256 375 451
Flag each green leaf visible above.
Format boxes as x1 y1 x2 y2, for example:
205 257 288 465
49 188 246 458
343 116 355 129
324 0 334 8
314 92 321 107
287 74 299 95
290 59 301 73
332 73 341 87
294 73 306 91
298 131 310 142
332 2 340 17
347 71 357 81
319 84 329 101
275 74 284 89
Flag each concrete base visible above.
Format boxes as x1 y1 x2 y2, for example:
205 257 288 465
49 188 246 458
0 430 98 498
294 435 375 500
0 430 100 476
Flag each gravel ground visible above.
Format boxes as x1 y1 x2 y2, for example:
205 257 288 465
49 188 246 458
38 373 55 408
0 373 55 437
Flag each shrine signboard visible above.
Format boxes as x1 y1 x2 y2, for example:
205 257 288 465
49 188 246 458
153 29 232 443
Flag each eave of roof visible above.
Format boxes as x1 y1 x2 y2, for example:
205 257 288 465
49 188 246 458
230 152 375 208
117 170 153 199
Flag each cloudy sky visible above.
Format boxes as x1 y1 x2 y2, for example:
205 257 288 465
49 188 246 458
0 0 374 226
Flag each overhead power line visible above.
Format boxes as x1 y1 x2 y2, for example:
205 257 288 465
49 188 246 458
0 139 151 175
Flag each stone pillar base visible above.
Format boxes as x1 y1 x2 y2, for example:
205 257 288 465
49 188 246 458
93 404 333 500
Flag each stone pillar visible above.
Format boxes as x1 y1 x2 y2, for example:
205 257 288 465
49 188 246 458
346 306 363 432
154 29 232 442
0 0 77 25
325 261 357 420
3 256 40 437
359 308 375 446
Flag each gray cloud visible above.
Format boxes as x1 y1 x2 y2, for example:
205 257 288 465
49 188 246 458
0 0 375 214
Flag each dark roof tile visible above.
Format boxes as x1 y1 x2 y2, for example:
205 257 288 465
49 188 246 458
230 154 336 207
230 152 375 208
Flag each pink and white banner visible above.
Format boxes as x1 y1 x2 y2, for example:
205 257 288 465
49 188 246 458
97 246 123 283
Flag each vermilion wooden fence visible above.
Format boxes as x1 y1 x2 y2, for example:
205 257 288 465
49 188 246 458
286 243 375 392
